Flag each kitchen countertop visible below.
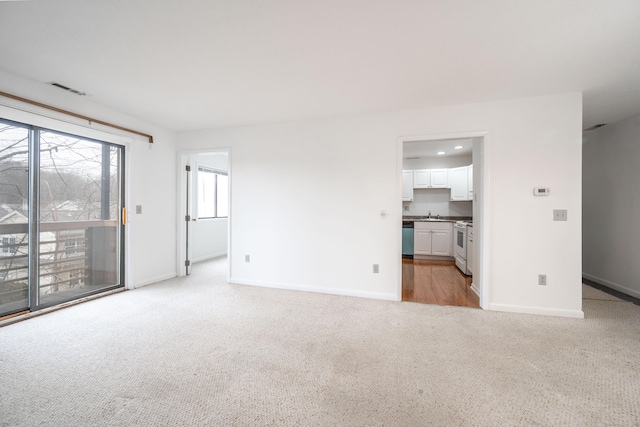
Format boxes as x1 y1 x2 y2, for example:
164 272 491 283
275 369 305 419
403 216 472 223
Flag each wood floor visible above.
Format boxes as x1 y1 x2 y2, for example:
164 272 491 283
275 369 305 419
402 259 480 308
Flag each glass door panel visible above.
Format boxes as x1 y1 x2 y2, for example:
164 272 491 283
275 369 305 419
0 122 30 316
38 130 123 308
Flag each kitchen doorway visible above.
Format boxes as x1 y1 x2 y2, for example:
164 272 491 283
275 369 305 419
177 149 230 279
398 134 485 308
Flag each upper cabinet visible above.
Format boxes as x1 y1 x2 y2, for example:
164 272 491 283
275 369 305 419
467 164 473 201
414 170 430 188
404 165 472 201
430 169 449 188
402 170 414 201
413 169 449 189
449 166 469 201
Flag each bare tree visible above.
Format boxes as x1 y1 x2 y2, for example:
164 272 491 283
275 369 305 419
0 123 121 309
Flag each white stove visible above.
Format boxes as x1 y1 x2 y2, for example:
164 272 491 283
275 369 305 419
454 221 471 275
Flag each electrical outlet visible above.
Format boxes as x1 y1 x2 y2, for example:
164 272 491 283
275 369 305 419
538 274 546 286
373 264 379 274
245 254 250 263
553 209 567 221
135 205 142 214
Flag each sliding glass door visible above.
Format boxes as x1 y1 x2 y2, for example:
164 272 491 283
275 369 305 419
0 119 124 317
0 122 30 315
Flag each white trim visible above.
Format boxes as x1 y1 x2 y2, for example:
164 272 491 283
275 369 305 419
176 148 232 281
471 282 480 296
397 130 489 309
230 278 398 301
0 103 138 145
583 273 640 300
399 130 489 143
489 303 584 319
191 252 228 264
0 288 126 327
132 272 177 289
395 141 404 301
123 139 134 290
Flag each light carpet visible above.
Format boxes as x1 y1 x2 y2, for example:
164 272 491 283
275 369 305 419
1 258 639 426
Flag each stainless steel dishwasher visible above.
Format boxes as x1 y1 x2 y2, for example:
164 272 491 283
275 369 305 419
402 221 414 258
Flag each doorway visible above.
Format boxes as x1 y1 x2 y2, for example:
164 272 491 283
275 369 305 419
0 118 125 318
399 134 485 308
178 150 230 278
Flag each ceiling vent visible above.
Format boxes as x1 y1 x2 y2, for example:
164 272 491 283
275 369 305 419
49 82 87 96
583 123 607 132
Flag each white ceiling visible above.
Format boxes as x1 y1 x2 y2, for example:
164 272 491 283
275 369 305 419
404 138 473 159
1 0 639 132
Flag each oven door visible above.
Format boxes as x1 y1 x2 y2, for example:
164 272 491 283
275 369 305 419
454 224 467 259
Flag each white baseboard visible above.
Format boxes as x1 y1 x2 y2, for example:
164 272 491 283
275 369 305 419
489 303 584 319
192 252 227 263
229 278 399 301
582 273 640 299
470 282 480 296
133 273 177 289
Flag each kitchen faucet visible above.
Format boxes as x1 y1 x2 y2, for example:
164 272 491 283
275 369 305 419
428 210 431 218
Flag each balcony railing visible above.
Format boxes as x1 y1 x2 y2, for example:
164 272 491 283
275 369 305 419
0 220 120 311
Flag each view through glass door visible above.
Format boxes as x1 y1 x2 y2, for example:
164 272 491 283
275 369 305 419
0 119 125 317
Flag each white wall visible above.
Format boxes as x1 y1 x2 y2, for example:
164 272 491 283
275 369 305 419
583 113 640 299
178 92 584 317
0 69 178 289
404 190 472 217
190 152 228 262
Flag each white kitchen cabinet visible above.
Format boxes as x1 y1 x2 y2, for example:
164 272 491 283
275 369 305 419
413 169 449 189
414 228 433 254
414 222 452 256
430 169 449 188
450 166 468 201
467 164 473 201
413 170 430 188
431 228 452 256
402 170 414 201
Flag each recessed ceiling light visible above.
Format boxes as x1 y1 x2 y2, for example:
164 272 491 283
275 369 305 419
437 151 445 155
454 145 463 150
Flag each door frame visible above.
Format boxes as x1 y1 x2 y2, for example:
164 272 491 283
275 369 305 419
396 131 490 309
176 148 231 280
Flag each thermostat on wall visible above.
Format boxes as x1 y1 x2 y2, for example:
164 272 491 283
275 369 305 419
533 187 550 196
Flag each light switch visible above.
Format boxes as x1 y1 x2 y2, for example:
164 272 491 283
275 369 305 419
136 205 142 214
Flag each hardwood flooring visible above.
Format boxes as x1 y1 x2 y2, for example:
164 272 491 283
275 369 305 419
402 259 480 308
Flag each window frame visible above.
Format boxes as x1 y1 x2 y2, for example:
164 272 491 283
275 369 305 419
195 165 228 220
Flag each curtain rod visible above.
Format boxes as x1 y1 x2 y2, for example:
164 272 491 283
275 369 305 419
0 90 154 143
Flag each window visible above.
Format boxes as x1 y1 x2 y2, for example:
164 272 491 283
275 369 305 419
0 117 124 317
1 237 16 255
197 167 228 219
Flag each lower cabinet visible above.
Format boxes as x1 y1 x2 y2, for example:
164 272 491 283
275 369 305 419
414 222 452 256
